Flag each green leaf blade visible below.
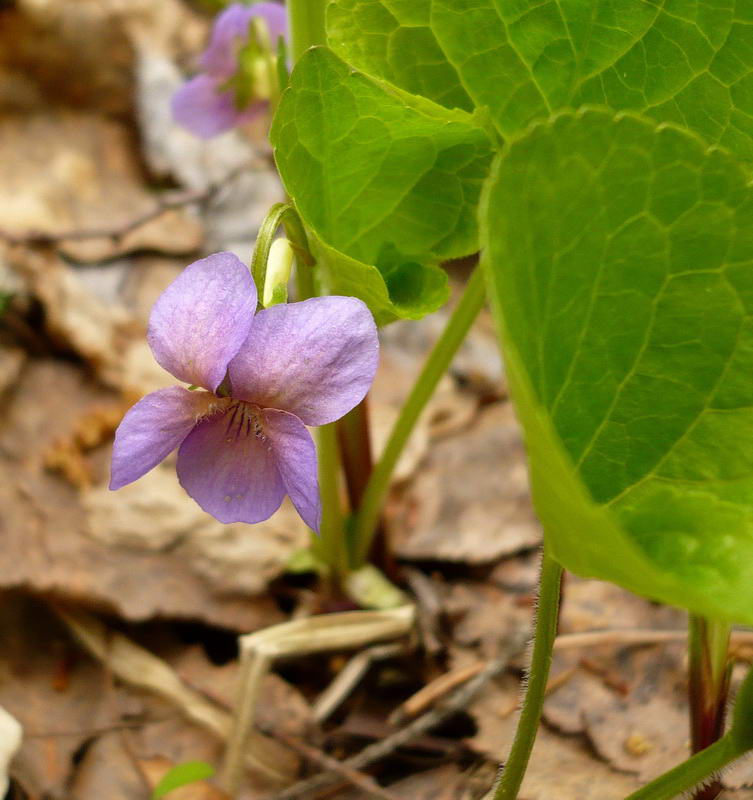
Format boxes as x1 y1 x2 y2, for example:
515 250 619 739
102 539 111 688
431 0 753 162
326 0 473 111
482 108 753 623
271 46 493 321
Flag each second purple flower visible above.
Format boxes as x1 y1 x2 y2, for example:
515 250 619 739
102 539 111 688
172 2 287 138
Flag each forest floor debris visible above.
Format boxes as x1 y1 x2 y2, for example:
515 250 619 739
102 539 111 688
2 2 751 799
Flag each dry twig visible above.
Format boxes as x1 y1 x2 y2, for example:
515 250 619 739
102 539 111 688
221 606 416 796
271 629 529 800
313 642 406 724
554 628 753 651
403 567 444 656
271 731 403 800
54 606 296 785
390 661 487 724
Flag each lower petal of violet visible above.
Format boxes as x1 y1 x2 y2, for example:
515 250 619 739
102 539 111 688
171 74 263 140
110 386 207 490
264 408 322 533
176 404 286 525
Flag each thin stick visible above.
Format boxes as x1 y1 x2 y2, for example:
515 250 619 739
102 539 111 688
492 551 562 800
271 630 528 800
553 629 753 651
220 607 415 796
271 732 403 800
23 715 178 739
392 661 486 723
313 642 405 723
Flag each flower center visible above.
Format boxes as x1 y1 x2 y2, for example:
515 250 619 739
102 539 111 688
223 400 267 443
193 393 267 443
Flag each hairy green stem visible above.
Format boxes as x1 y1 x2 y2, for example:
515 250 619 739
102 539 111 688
289 0 327 62
625 736 740 800
491 550 562 800
626 659 753 800
350 266 486 567
688 615 732 800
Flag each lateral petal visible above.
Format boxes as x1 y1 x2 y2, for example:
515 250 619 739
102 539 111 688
229 296 379 426
148 251 257 390
172 75 264 139
110 386 205 490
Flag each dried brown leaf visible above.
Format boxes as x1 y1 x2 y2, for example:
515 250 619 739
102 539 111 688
0 113 203 259
0 595 126 798
0 359 287 628
370 351 475 486
390 403 541 563
171 645 312 740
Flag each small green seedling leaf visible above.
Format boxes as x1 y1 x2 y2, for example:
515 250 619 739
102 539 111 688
327 0 473 111
483 108 753 624
150 761 215 799
286 547 330 575
345 564 407 609
271 47 492 320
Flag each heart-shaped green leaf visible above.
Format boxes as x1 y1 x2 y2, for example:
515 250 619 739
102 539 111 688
270 47 493 321
326 0 472 111
483 108 753 623
432 0 753 160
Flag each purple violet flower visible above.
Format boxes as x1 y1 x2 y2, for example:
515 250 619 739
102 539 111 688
110 252 379 531
172 2 286 139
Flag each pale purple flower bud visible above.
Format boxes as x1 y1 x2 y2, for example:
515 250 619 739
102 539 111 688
172 2 287 139
110 253 379 532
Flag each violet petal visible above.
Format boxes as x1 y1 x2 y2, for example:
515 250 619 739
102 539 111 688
264 408 321 532
229 297 379 426
171 74 263 139
176 405 285 524
110 386 206 490
148 252 257 391
201 2 287 78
